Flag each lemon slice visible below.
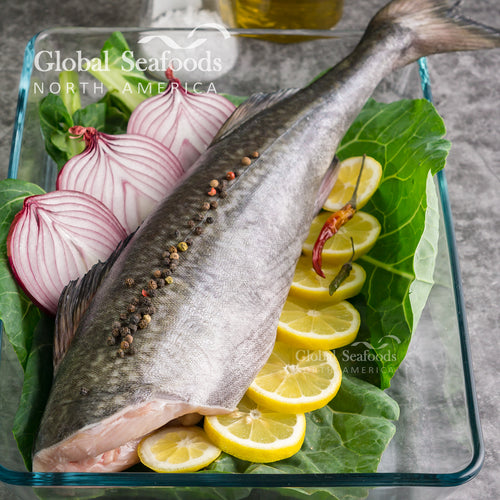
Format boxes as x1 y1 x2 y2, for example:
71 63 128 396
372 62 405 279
138 426 221 473
247 342 342 413
302 211 381 265
324 156 382 211
204 395 306 463
277 296 361 350
290 255 366 303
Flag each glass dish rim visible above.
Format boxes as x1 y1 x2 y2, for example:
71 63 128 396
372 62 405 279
1 26 484 489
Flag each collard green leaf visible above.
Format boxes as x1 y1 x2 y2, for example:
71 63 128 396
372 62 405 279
12 313 54 471
208 376 398 499
0 179 45 369
336 98 449 389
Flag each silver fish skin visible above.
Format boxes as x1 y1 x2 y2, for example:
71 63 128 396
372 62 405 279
33 0 500 472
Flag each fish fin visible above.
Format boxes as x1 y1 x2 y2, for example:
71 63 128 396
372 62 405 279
314 156 340 214
366 0 500 66
211 88 300 144
53 233 134 371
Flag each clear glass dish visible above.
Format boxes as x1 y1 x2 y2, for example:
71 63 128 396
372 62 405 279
1 27 483 498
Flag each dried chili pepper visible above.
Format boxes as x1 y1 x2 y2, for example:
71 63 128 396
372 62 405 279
312 154 366 278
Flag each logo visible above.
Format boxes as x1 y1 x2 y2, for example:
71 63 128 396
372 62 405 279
32 23 237 96
137 23 232 50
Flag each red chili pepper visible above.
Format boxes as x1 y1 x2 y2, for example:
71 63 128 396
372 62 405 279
312 204 356 278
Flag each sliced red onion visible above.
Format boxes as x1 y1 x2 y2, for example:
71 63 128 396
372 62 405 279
127 69 236 170
57 126 184 233
7 190 127 315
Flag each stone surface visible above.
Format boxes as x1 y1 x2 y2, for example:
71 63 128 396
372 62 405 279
0 0 499 498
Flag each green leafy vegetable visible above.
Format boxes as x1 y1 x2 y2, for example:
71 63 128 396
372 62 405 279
336 98 449 389
86 31 162 112
0 179 45 369
12 313 54 471
208 375 399 499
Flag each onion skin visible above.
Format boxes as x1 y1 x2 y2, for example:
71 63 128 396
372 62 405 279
127 70 236 170
7 190 127 315
57 127 184 233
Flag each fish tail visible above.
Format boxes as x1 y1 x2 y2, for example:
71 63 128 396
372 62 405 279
365 0 500 67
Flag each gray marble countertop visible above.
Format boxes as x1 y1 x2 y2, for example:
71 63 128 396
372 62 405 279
0 0 498 499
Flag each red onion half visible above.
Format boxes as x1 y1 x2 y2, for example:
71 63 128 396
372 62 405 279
57 126 184 233
127 69 236 170
7 190 127 315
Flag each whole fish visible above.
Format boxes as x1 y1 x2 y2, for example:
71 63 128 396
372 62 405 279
33 0 500 472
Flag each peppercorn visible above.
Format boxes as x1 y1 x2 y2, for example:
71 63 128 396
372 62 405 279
140 296 152 306
129 324 138 333
251 151 260 158
187 220 196 228
112 320 121 330
124 277 135 287
162 269 172 277
120 312 128 321
210 200 218 209
177 241 188 252
152 269 162 279
129 313 141 325
127 345 136 356
169 263 178 272
148 288 157 297
194 213 204 221
219 190 227 199
120 340 130 350
112 328 121 338
206 216 214 224
241 156 251 166
165 276 174 284
157 278 166 288
143 314 152 324
131 297 140 306
120 326 130 337
170 252 179 260
194 226 204 235
186 238 193 247
145 306 156 315
168 245 177 253
163 257 171 265
148 279 158 290
138 319 148 329
219 179 228 190
209 179 219 188
107 336 116 346
117 349 125 358
80 387 89 396
208 187 217 196
162 250 170 259
226 171 236 180
201 202 211 211
127 303 136 313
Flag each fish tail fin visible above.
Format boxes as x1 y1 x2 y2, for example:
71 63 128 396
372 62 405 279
365 0 500 66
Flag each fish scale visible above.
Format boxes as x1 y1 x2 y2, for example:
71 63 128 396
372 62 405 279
33 0 500 472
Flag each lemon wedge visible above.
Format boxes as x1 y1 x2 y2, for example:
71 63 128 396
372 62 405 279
247 342 342 413
290 255 366 303
302 211 381 265
204 395 306 463
324 156 382 212
277 296 360 350
138 426 221 473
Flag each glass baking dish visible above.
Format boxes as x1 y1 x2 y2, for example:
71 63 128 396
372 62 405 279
1 27 483 499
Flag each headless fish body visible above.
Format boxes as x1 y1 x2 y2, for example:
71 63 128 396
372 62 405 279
33 0 500 472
